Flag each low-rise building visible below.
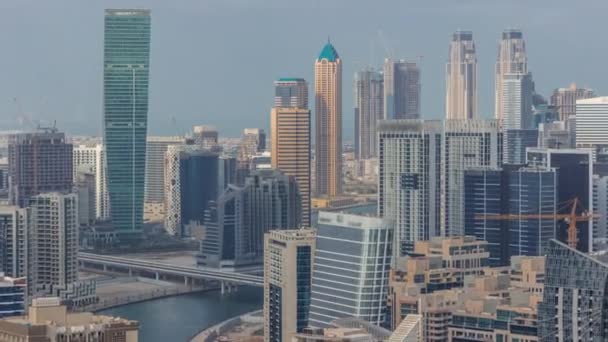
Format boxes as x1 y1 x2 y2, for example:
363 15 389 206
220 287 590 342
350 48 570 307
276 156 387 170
388 237 544 341
0 297 139 341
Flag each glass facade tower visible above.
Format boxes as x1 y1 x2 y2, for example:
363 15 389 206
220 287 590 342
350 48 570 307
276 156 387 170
103 9 151 239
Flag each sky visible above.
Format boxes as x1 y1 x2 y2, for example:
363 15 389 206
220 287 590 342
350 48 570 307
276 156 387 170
0 0 606 140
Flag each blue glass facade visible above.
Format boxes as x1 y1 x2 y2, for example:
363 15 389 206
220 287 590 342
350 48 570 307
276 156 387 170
464 165 557 265
268 284 282 342
103 9 151 239
508 169 557 257
527 150 593 252
179 152 218 236
464 168 506 266
296 245 311 332
309 213 392 327
0 283 25 317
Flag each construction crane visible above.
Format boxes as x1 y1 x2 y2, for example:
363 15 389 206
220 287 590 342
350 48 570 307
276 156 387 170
476 198 597 249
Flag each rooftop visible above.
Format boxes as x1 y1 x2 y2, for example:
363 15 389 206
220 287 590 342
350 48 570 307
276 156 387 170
276 77 306 82
318 41 339 62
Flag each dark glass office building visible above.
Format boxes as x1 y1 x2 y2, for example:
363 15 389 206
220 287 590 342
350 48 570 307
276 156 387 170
103 9 151 239
464 165 557 266
198 169 301 271
180 151 218 237
527 149 593 252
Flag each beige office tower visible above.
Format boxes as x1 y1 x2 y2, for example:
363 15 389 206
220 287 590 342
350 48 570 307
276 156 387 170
315 41 342 197
264 229 315 342
495 29 528 120
271 107 311 226
551 83 596 122
446 31 477 120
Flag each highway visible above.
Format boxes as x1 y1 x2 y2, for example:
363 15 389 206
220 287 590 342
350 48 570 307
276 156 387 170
78 252 263 287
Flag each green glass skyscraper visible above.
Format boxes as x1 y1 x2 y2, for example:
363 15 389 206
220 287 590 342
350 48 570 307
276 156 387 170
103 9 151 239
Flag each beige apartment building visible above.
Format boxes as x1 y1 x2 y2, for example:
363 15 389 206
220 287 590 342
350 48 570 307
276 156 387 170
388 237 544 342
271 107 311 226
0 297 138 342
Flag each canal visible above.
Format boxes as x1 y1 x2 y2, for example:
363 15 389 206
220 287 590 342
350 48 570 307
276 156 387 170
99 203 376 341
99 287 263 342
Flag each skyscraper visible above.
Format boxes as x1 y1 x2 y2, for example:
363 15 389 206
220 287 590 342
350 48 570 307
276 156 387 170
383 59 420 120
192 125 219 148
378 120 502 257
550 83 595 122
576 96 608 149
446 31 477 120
144 136 185 205
271 107 311 226
501 73 534 130
73 143 109 220
29 193 78 292
527 148 593 252
378 120 442 256
354 68 383 160
164 146 218 237
7 130 73 208
495 29 528 120
315 40 342 197
463 167 507 266
239 128 267 159
503 129 538 165
538 239 608 341
0 206 31 279
308 212 393 327
103 9 151 239
198 169 301 271
274 78 308 109
442 120 503 237
507 167 558 257
264 229 315 342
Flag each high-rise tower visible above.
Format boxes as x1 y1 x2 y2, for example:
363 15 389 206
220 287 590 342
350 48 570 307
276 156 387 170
446 31 477 120
354 68 383 160
8 130 73 208
495 29 528 120
103 9 151 239
551 83 595 122
315 40 342 197
271 107 311 226
274 78 308 109
383 59 420 120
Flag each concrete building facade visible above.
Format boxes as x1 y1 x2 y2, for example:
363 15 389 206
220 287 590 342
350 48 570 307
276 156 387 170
8 131 73 208
264 229 315 342
271 107 311 226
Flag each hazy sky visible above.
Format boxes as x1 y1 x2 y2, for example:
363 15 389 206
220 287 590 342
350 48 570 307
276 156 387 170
0 0 606 140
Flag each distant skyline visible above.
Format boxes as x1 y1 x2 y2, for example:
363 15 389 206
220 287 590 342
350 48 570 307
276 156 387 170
0 0 606 140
